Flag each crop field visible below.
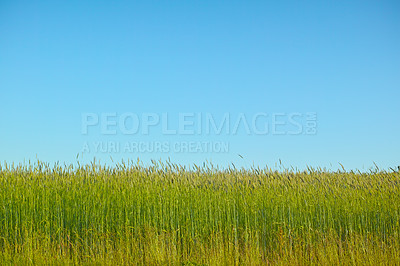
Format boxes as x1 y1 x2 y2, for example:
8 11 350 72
0 160 399 265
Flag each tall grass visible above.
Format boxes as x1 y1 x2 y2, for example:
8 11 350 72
0 160 399 264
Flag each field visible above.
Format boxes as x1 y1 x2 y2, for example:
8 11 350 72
0 160 399 265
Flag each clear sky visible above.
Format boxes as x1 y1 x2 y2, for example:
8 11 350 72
1 0 399 170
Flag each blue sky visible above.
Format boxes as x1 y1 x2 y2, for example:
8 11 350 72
1 0 399 170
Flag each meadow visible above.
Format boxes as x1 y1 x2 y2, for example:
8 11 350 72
0 160 399 265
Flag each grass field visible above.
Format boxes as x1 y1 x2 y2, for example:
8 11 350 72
0 160 399 265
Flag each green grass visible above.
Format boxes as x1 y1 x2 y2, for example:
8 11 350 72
0 160 399 265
